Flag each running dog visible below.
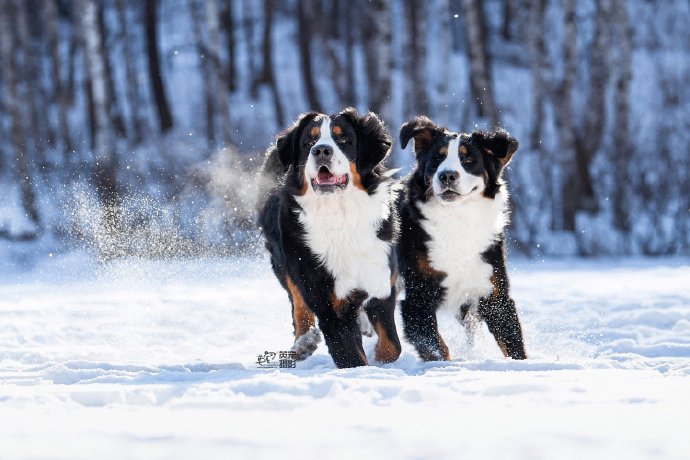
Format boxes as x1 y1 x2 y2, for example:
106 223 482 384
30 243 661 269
397 116 527 361
257 108 402 368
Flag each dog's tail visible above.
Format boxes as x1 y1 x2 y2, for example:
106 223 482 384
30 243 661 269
256 144 287 213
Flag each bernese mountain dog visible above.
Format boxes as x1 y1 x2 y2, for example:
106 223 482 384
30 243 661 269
257 108 402 368
397 116 527 361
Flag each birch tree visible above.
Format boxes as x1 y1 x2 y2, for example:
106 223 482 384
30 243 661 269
78 0 119 213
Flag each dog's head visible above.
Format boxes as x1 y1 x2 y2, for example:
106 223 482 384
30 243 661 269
276 108 392 195
400 117 518 202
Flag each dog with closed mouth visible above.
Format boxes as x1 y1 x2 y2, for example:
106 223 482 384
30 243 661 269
257 108 402 368
397 116 527 361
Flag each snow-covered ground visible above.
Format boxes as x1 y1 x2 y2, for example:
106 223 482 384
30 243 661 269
1 253 689 459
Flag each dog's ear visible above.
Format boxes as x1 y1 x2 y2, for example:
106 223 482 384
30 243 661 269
471 129 519 166
400 116 444 157
341 107 392 175
276 112 320 168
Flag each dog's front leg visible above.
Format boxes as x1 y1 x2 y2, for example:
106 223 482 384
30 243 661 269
401 294 450 362
478 295 527 360
318 308 368 368
364 287 402 363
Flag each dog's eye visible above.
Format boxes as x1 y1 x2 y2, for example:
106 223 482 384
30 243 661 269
336 137 349 145
461 155 474 165
305 138 316 148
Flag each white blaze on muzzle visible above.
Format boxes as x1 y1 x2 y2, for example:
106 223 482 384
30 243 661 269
305 118 350 190
432 136 485 199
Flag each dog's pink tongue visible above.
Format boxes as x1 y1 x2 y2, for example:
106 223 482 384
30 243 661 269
317 172 336 185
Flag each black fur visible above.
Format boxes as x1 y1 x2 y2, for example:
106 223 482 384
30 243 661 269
397 117 527 361
257 108 401 368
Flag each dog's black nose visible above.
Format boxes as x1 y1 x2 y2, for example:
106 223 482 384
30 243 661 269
438 170 457 185
312 144 333 158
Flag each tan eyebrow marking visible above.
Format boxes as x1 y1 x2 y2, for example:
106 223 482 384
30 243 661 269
460 145 469 155
439 146 448 155
332 125 342 136
310 126 320 138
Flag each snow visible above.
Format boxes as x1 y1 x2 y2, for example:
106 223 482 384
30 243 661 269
1 254 689 459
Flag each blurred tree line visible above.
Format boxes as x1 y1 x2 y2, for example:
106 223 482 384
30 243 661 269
0 0 688 256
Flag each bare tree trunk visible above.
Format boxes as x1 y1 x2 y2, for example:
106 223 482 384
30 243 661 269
78 0 119 212
206 0 232 146
501 0 516 40
117 0 146 144
17 1 47 166
363 0 392 122
321 0 347 108
43 0 74 160
432 0 451 122
242 0 260 98
461 0 499 125
572 0 612 219
221 0 237 92
0 0 40 234
66 7 78 107
97 3 127 139
344 0 357 105
551 0 577 232
611 0 633 234
405 0 428 116
259 0 285 126
526 0 552 243
528 0 546 148
145 0 174 133
188 0 217 147
297 0 322 112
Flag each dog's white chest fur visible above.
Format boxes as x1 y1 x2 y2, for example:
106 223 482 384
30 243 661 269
418 190 508 310
295 183 395 299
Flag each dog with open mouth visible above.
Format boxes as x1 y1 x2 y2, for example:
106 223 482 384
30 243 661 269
397 116 527 361
257 108 402 368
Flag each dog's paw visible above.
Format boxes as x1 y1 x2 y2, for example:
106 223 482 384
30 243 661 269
291 327 322 361
358 308 374 337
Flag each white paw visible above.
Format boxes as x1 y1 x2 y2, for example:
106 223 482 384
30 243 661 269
358 308 374 337
291 327 322 361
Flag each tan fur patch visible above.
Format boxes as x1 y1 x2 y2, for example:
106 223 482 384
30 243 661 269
332 125 342 136
373 322 401 363
332 293 347 317
490 274 501 297
460 145 469 155
418 335 451 361
310 126 320 138
349 162 366 191
439 146 448 156
480 171 491 198
298 166 309 195
497 339 510 358
417 254 445 278
286 276 315 338
413 130 433 153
